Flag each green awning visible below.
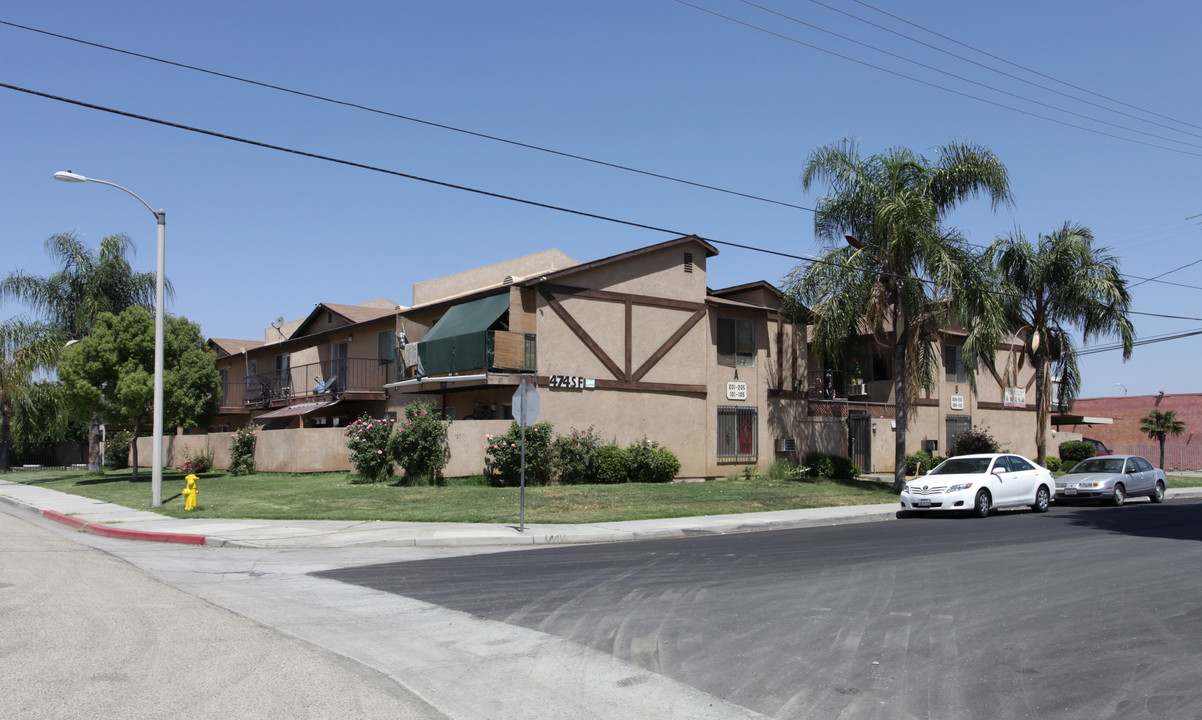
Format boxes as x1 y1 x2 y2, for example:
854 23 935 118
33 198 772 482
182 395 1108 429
417 293 510 376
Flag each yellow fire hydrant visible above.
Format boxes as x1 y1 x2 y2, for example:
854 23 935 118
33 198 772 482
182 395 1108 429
182 474 199 511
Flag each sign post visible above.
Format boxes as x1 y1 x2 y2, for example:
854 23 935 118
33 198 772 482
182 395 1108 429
512 379 540 532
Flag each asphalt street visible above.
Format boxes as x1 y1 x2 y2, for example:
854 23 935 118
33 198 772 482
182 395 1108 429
319 499 1202 720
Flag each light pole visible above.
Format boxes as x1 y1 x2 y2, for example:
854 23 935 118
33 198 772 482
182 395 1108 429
54 171 167 508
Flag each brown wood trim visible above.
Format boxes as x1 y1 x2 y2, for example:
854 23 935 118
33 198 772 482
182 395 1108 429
632 308 707 382
625 297 633 379
915 398 940 407
1025 372 1037 392
775 316 784 389
591 379 707 394
540 288 625 381
539 283 706 311
768 389 807 399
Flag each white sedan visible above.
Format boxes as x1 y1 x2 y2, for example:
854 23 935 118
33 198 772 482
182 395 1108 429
900 453 1055 518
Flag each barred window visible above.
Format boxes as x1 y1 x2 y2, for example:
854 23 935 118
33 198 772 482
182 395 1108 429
718 406 758 462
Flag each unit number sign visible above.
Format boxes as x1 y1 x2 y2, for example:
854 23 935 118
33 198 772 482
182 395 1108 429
548 375 587 389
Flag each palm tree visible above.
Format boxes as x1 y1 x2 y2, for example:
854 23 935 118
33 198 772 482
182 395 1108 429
785 139 1012 492
1140 409 1185 470
988 222 1134 465
1 232 167 470
0 319 62 470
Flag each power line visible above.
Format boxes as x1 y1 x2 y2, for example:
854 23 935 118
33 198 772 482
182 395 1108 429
793 0 1202 142
850 0 1202 135
671 0 1202 159
7 81 1202 325
0 18 814 214
735 0 1202 151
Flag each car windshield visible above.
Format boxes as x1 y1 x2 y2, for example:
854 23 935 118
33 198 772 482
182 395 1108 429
1069 458 1126 474
928 457 993 475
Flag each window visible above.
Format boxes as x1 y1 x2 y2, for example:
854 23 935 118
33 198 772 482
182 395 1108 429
718 406 758 461
1009 456 1035 471
944 344 967 383
378 330 396 366
993 456 1012 472
717 318 756 367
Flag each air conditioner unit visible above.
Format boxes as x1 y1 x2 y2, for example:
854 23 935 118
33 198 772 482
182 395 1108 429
776 438 797 452
849 383 868 397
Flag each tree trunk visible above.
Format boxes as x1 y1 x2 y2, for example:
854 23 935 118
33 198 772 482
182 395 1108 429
0 411 10 472
1033 353 1049 466
1159 438 1166 470
892 337 907 493
88 413 101 472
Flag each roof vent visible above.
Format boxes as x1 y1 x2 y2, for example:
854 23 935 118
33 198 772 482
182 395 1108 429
684 252 694 273
502 275 514 285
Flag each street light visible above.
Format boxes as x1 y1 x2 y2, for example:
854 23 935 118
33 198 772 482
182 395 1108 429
54 170 167 508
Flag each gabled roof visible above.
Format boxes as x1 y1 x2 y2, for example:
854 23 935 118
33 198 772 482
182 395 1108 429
520 235 719 287
292 301 401 338
208 338 264 359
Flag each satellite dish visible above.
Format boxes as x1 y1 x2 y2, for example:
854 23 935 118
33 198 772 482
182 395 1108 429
271 316 286 339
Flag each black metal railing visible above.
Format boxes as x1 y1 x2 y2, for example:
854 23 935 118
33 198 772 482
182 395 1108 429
242 357 390 407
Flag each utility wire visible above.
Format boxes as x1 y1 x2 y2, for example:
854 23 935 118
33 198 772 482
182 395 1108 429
851 0 1202 134
671 0 1202 158
5 18 1198 292
0 18 814 214
7 81 1201 323
793 0 1202 142
736 0 1202 151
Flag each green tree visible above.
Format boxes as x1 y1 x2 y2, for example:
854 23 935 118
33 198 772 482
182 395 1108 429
1 232 167 470
784 139 1012 492
58 307 218 481
0 320 62 470
988 222 1134 464
1140 409 1186 470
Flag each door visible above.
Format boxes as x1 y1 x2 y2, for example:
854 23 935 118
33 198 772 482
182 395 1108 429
1128 456 1154 493
1004 454 1042 503
945 414 972 456
848 414 871 473
331 340 349 392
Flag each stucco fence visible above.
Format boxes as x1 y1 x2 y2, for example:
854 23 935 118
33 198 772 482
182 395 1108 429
136 420 512 478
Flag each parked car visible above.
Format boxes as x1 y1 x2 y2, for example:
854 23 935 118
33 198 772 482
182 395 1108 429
1055 454 1167 505
900 453 1055 518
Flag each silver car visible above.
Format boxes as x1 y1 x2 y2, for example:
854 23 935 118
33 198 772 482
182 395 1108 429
1055 455 1167 505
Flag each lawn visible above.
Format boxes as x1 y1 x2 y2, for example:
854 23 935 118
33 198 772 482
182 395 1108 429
4 467 905 524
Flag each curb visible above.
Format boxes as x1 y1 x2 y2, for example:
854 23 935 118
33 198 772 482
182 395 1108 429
0 495 210 546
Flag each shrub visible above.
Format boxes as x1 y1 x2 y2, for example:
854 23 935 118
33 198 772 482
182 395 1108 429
905 450 945 476
392 402 451 486
625 438 680 483
104 430 132 469
1059 440 1096 465
800 451 860 480
344 414 398 484
180 443 213 475
553 427 604 485
229 426 257 476
949 426 1000 456
1044 456 1062 472
801 451 826 478
484 421 554 486
594 444 629 484
766 460 806 482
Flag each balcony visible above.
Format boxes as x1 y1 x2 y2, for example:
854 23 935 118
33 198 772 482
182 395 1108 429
240 357 390 409
412 330 536 378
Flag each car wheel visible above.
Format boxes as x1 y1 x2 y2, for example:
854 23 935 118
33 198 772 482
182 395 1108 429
1031 485 1051 513
1150 482 1165 504
972 489 992 518
1110 483 1126 506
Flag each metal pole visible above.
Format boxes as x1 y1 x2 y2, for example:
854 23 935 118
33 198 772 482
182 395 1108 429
519 379 527 532
151 211 166 507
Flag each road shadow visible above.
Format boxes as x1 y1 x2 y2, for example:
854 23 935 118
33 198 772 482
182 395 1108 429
1063 498 1202 542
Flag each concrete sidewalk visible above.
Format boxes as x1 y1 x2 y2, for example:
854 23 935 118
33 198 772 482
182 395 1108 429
4 477 1199 550
0 477 905 549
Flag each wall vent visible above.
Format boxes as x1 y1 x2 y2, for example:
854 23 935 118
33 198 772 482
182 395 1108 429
684 252 694 273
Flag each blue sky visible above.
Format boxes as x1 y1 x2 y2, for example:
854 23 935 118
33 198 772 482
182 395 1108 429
2 1 1199 399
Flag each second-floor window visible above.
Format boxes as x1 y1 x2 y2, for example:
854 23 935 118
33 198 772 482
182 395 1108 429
378 330 396 366
717 318 756 368
944 344 967 384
